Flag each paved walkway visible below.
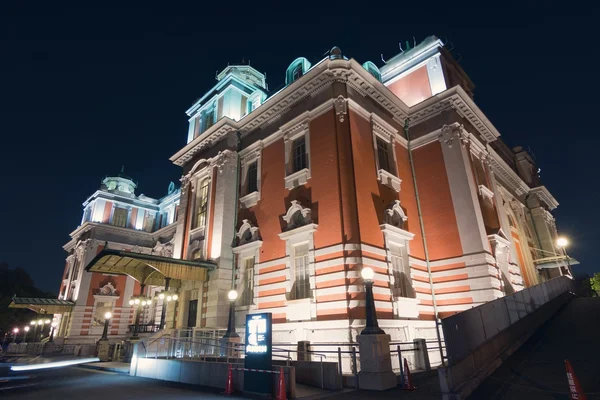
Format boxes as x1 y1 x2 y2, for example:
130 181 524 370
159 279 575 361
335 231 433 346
469 297 600 399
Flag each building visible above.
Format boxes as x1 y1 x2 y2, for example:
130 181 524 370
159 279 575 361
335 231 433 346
54 37 573 355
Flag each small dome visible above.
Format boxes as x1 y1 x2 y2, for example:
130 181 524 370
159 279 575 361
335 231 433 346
330 46 343 60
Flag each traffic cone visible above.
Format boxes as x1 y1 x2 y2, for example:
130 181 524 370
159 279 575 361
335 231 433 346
224 363 234 395
402 358 417 391
565 359 587 400
276 367 287 400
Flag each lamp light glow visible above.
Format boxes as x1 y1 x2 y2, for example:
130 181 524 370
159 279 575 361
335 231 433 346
104 312 112 319
51 322 57 327
172 294 178 301
361 267 375 281
141 301 147 306
159 293 165 300
146 299 151 305
166 296 172 302
129 299 134 306
24 326 30 332
134 299 140 305
13 328 19 334
37 320 43 325
30 320 36 326
44 319 51 324
556 237 569 248
228 290 238 301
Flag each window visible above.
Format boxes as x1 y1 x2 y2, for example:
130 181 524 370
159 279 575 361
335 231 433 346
389 243 413 298
204 109 215 131
247 161 258 193
292 64 303 82
112 207 127 228
242 257 255 306
293 136 307 172
93 301 113 326
376 137 391 173
143 213 155 232
193 179 209 229
292 244 310 300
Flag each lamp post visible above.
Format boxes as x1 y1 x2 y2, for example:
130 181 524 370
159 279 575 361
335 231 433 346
129 296 154 337
49 321 58 342
101 312 112 340
30 320 38 343
23 326 30 343
223 290 239 338
361 267 385 335
12 328 19 343
155 291 177 331
556 237 572 276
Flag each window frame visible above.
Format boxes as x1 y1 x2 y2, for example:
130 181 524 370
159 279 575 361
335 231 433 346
283 119 311 190
192 178 210 230
239 144 262 208
291 243 310 300
232 238 263 311
371 115 402 192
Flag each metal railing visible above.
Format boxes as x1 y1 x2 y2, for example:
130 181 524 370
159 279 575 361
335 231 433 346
128 323 160 334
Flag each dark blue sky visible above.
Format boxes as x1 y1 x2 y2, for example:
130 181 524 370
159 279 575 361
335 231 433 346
1 4 597 292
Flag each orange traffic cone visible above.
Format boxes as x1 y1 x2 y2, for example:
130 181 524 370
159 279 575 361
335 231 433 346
224 363 234 395
402 358 417 391
565 359 587 400
276 367 287 400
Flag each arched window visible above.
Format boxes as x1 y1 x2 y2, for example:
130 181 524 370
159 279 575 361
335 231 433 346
285 57 311 85
362 61 382 82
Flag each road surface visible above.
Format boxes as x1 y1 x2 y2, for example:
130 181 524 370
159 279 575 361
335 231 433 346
469 297 600 399
0 366 248 399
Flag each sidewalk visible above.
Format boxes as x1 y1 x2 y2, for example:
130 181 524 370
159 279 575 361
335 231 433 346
79 361 130 374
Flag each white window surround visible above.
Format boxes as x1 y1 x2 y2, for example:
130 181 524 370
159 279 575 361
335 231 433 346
478 184 495 200
283 119 311 190
239 144 262 208
372 114 402 192
278 222 318 321
232 239 262 311
235 219 261 246
380 224 417 319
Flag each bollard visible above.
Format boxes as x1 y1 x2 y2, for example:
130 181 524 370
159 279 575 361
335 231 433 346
413 338 431 371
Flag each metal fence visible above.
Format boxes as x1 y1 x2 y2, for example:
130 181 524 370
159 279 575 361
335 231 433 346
441 276 576 365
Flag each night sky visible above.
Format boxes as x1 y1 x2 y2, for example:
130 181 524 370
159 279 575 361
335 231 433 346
1 4 597 292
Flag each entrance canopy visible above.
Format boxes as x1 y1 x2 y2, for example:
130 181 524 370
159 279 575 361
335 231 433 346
9 297 75 314
85 249 216 286
534 256 580 270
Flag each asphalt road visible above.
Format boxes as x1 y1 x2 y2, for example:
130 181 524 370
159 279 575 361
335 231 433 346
469 297 600 399
0 366 248 399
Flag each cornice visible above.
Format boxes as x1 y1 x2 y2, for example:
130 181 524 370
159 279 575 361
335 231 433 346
488 146 530 197
529 186 559 211
408 86 501 143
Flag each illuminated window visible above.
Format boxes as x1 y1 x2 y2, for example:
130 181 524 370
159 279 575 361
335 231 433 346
376 137 391 173
292 137 307 172
242 257 255 306
292 244 310 300
193 179 209 229
112 207 127 228
389 243 413 298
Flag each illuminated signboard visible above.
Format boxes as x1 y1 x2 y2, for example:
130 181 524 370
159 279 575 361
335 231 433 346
244 312 272 395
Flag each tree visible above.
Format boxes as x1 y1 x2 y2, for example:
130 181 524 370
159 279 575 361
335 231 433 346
590 273 600 296
0 262 56 340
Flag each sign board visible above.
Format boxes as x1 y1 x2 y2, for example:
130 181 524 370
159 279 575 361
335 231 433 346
244 312 272 395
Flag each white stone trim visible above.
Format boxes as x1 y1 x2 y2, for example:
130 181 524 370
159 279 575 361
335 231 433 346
478 184 495 200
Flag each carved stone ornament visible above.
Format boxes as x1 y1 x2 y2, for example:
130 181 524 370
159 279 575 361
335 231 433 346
98 282 117 296
236 219 261 245
153 237 174 258
213 150 237 174
282 200 312 230
439 124 469 148
334 95 348 122
384 200 408 228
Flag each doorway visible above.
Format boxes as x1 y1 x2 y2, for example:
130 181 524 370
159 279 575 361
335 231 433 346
187 299 198 328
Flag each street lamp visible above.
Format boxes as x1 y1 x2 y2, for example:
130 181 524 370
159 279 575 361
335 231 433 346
31 320 38 343
360 267 384 335
101 312 112 340
556 237 572 275
129 295 154 337
49 321 58 342
12 328 19 343
223 289 239 338
23 326 30 343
